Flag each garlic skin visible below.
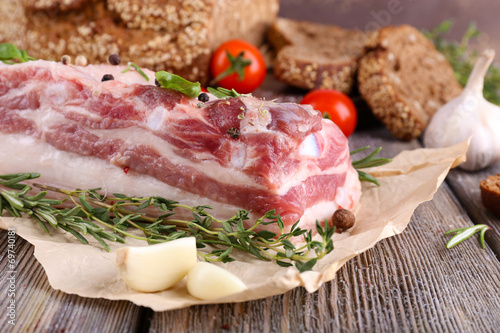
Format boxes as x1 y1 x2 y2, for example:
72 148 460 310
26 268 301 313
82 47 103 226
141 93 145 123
115 237 197 293
424 49 500 171
186 262 247 300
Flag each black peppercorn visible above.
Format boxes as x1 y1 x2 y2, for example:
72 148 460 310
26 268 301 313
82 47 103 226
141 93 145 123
226 127 240 139
198 92 209 102
101 74 115 82
155 78 161 87
331 209 355 233
108 53 121 65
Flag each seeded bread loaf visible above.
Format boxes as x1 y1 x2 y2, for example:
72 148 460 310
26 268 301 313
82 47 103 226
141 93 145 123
0 0 279 83
480 174 500 216
268 17 369 93
357 25 462 140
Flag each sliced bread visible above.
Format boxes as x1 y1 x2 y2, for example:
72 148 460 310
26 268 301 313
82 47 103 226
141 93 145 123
480 174 500 216
268 17 369 93
0 0 279 84
357 25 462 140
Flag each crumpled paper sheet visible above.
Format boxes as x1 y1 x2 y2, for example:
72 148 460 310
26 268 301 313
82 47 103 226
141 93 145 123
0 141 468 311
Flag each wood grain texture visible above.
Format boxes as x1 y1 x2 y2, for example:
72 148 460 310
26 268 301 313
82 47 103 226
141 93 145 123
0 231 144 333
147 128 500 332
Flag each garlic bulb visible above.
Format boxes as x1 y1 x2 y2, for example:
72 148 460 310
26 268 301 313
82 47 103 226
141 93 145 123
424 49 500 171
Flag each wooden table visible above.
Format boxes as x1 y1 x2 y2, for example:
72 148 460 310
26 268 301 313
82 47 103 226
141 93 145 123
1 81 500 332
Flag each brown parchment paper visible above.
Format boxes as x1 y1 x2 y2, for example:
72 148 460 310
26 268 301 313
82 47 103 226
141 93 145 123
0 141 468 312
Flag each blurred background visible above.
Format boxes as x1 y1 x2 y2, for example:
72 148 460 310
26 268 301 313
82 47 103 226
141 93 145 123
278 0 500 54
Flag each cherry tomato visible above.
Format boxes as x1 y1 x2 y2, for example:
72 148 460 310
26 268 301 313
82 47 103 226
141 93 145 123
300 89 357 137
210 39 266 94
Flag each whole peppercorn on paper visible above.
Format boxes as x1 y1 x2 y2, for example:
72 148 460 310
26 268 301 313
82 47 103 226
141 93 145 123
0 141 468 311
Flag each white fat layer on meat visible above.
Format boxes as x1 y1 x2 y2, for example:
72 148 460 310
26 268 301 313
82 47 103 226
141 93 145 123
16 107 260 189
146 106 166 131
239 98 273 135
70 63 157 85
0 133 359 235
43 83 72 106
13 104 347 195
299 134 320 157
0 133 242 219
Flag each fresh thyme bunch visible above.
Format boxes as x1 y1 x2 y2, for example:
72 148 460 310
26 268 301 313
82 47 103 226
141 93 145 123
0 173 334 272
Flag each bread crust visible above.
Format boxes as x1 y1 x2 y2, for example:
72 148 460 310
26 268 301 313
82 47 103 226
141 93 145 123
357 25 462 140
480 174 500 216
0 0 279 84
268 18 369 93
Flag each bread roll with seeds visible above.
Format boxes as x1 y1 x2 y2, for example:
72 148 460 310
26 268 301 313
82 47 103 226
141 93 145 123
268 17 369 93
480 174 500 216
0 0 279 84
357 25 462 140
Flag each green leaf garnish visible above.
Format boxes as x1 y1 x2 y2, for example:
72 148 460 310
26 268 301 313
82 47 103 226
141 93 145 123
445 224 490 249
351 146 392 186
121 62 150 82
155 71 201 98
207 86 242 99
0 43 36 64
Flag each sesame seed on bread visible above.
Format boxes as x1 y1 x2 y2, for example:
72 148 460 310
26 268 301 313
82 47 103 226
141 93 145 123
0 0 279 84
357 25 462 140
268 17 370 93
480 174 500 216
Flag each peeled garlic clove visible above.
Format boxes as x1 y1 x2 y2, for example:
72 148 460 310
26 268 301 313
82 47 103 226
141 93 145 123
186 262 247 300
116 237 197 293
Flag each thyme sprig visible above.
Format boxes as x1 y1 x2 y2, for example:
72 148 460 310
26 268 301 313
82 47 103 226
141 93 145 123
0 173 334 272
445 224 491 249
351 146 392 186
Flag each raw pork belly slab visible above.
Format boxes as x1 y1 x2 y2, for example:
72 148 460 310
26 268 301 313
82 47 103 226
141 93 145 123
0 60 361 233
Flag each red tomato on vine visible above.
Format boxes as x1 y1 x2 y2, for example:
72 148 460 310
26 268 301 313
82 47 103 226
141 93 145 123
210 39 266 94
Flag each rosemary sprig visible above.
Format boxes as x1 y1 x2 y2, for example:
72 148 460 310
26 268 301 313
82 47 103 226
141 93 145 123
445 224 490 249
424 20 500 105
121 62 150 82
351 146 392 185
0 173 334 272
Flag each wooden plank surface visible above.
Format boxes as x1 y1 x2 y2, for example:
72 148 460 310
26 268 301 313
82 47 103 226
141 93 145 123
147 128 500 332
446 165 500 258
0 231 145 333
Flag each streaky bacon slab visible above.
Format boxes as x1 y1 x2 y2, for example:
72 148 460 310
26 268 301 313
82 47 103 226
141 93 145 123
0 60 361 233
